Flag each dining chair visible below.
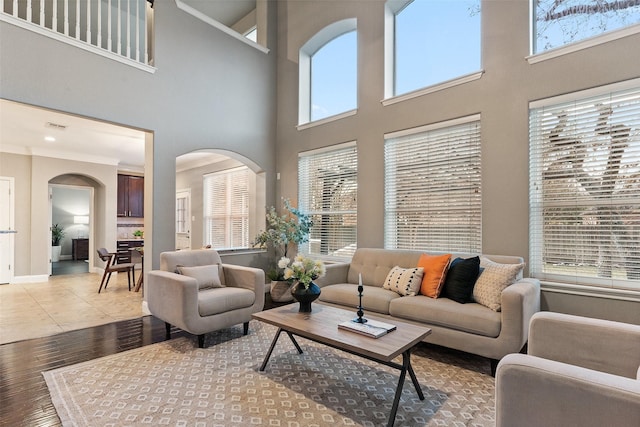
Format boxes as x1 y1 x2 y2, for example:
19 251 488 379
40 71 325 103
97 248 136 293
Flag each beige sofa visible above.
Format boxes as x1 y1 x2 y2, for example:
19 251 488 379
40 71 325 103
315 248 540 371
147 249 265 348
496 312 640 426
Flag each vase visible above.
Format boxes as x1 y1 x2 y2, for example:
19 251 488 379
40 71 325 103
290 281 321 313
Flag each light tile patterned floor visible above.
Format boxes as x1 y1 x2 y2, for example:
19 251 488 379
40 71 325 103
0 272 144 344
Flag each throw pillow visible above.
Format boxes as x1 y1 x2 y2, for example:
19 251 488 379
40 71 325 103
176 264 224 290
441 256 480 304
417 253 452 298
473 257 525 311
383 266 425 296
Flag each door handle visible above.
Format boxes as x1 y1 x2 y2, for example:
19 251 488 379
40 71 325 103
0 230 18 234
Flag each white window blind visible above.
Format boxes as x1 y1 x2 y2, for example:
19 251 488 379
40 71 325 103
203 167 249 250
530 82 640 291
384 117 482 253
298 142 358 260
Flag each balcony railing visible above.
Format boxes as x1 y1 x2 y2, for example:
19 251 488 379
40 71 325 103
1 0 154 71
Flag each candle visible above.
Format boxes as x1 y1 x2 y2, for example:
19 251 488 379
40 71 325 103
359 273 362 286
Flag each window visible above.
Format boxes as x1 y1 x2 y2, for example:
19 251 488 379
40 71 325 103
203 167 249 250
385 116 482 253
385 0 481 98
529 81 640 291
532 0 640 54
298 142 358 260
299 19 357 125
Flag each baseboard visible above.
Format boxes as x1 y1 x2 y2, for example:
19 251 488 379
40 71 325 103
142 301 151 315
11 275 49 284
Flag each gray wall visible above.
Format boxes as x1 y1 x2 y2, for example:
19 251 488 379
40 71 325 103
0 0 278 274
274 1 640 322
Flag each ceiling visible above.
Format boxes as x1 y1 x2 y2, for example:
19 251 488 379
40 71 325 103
181 0 256 27
0 99 226 172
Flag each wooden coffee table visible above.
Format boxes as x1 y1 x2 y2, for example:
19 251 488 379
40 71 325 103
252 303 432 427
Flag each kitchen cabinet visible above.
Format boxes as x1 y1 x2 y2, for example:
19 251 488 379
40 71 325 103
116 240 144 264
117 174 144 217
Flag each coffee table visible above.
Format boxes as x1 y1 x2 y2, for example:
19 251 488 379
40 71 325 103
252 303 432 427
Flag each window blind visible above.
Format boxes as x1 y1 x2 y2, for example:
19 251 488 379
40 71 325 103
530 83 640 290
298 142 358 260
203 166 249 250
384 117 482 253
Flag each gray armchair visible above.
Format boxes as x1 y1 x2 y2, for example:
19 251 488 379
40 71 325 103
496 312 640 427
147 249 265 348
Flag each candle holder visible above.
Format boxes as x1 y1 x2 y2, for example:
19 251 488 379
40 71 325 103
352 284 367 323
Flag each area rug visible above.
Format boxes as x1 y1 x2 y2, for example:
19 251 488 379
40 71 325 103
43 322 495 426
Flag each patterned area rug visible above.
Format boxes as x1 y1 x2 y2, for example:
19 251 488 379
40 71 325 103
43 322 495 426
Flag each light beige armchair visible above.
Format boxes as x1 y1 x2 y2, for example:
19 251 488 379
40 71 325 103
147 249 265 348
496 312 640 427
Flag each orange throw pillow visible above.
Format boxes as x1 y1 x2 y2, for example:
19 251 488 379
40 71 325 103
418 253 452 298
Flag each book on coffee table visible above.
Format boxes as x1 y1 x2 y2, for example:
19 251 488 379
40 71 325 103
338 319 397 338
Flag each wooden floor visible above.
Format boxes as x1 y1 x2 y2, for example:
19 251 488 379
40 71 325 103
0 315 190 427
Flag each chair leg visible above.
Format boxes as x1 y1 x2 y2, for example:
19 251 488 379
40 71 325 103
165 322 171 340
98 270 110 293
243 322 249 335
198 334 205 348
127 268 131 291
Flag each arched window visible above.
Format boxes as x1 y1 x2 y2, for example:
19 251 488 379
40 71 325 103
385 0 481 98
299 19 357 125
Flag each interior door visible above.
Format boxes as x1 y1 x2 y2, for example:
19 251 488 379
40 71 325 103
176 190 191 250
0 177 15 284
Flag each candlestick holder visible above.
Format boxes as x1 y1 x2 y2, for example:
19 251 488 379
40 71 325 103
352 284 367 323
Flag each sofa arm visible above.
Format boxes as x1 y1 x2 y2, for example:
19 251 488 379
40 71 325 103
497 278 540 352
496 353 640 427
314 262 350 288
147 270 199 326
528 312 640 379
221 264 265 295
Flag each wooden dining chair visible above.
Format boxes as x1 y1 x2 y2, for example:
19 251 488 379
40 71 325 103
97 248 136 293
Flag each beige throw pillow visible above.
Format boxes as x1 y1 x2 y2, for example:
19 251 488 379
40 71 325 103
472 257 524 311
383 266 424 296
176 264 224 290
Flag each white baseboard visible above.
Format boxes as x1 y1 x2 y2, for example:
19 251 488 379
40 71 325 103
142 301 151 315
11 275 49 284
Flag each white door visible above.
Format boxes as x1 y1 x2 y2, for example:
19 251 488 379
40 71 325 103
0 177 15 284
176 190 191 250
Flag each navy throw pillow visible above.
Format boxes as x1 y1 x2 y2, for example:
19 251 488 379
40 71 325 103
442 256 481 304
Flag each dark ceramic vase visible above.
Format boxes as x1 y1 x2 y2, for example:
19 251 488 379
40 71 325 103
290 281 321 313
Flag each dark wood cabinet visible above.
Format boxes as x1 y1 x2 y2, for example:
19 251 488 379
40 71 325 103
117 174 144 217
116 240 144 264
72 238 89 260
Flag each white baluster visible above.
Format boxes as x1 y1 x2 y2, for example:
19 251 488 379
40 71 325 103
107 0 112 51
126 0 131 58
97 0 102 49
27 0 32 22
40 0 45 27
52 0 58 32
144 0 149 64
64 0 69 36
135 0 140 62
12 0 17 18
75 0 80 39
86 0 91 43
117 0 121 55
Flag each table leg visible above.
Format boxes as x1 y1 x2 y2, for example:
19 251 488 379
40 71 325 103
408 360 425 400
260 328 284 371
387 349 414 427
286 331 304 354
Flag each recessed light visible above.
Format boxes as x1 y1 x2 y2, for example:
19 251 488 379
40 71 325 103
45 136 56 142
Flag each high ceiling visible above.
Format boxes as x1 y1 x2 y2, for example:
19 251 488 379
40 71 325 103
181 0 256 27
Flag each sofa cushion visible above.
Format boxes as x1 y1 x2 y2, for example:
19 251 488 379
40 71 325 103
383 266 424 296
197 287 255 317
473 257 525 311
389 295 502 338
441 256 480 303
176 264 224 290
319 283 401 314
417 253 452 298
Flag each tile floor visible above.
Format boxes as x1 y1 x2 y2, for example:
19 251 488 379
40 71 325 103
0 271 144 345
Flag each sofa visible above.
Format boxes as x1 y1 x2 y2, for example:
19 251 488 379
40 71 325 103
496 312 640 426
147 249 265 348
315 248 540 370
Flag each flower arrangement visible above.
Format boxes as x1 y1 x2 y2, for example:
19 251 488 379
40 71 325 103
278 255 326 289
253 199 313 280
